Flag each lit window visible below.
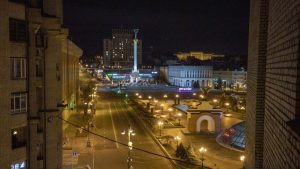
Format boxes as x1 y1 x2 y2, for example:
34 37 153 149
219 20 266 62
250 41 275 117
11 160 26 169
11 92 27 113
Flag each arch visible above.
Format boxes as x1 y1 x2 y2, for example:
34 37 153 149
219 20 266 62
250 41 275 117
196 115 215 132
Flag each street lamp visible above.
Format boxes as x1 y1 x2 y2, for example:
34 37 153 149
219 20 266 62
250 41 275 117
177 113 182 125
138 95 142 99
193 93 196 96
199 147 207 169
199 94 204 100
135 93 139 96
240 155 245 169
175 94 180 105
160 103 164 112
121 126 136 169
167 108 173 118
174 136 181 147
213 99 218 103
225 102 230 113
158 121 164 137
163 94 168 102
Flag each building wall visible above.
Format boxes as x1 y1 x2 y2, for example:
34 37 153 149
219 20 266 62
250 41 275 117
61 38 82 121
213 70 247 89
246 0 268 168
103 29 142 68
0 1 81 168
0 1 27 168
168 65 213 87
246 0 300 169
263 0 300 168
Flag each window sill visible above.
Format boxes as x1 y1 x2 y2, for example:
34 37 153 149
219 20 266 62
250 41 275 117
11 78 26 80
11 111 27 115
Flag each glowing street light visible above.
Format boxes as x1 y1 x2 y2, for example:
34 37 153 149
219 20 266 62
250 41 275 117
213 99 218 103
158 121 164 136
163 94 168 102
240 106 245 110
199 147 207 169
177 113 182 125
121 126 136 169
148 96 152 99
138 95 142 99
193 93 196 96
199 94 204 99
225 102 230 113
174 136 181 146
240 155 245 169
175 94 179 98
135 93 139 96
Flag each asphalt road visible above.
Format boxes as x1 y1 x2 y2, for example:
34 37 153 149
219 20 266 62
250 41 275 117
65 91 173 169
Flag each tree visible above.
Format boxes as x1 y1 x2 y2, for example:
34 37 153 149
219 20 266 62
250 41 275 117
216 77 222 89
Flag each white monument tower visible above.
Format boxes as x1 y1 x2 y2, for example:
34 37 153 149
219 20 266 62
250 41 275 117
130 29 140 83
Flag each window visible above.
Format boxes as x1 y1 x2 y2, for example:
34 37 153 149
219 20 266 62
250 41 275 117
9 0 26 4
36 59 42 77
11 126 27 149
35 31 46 47
11 92 27 113
11 160 26 169
9 18 26 42
12 58 26 79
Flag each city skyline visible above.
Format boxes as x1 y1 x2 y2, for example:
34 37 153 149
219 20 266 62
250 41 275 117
64 0 250 56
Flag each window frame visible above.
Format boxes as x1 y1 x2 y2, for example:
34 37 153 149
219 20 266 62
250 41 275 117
11 57 27 79
9 18 27 43
11 92 27 114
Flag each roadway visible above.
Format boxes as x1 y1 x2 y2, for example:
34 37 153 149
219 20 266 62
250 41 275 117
64 91 173 169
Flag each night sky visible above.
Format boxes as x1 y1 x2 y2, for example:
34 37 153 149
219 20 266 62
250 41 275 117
63 0 250 56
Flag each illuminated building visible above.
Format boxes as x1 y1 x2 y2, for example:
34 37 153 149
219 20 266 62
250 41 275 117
103 29 142 69
176 51 224 61
166 65 213 88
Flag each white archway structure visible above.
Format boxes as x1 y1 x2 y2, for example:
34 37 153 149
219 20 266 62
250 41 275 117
196 115 215 132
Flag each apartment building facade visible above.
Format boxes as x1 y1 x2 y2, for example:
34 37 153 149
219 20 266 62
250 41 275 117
0 0 82 168
246 0 300 168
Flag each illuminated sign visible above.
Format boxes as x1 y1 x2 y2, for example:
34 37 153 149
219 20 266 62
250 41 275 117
178 87 192 92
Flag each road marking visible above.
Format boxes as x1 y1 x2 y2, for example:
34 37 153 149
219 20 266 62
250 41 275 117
109 103 119 149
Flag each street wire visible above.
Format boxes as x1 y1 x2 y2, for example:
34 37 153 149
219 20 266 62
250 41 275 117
58 117 204 167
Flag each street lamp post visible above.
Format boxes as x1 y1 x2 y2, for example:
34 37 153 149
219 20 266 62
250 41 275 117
174 136 181 147
163 94 168 102
240 155 245 169
177 113 182 125
167 108 173 118
158 121 164 137
175 94 180 105
121 126 136 169
225 102 230 113
199 147 207 169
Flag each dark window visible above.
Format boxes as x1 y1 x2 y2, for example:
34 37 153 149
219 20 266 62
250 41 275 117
35 32 45 47
36 59 42 77
11 126 27 149
9 0 26 4
9 18 26 42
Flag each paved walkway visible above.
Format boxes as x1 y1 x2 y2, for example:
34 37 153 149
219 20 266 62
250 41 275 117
135 99 244 169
